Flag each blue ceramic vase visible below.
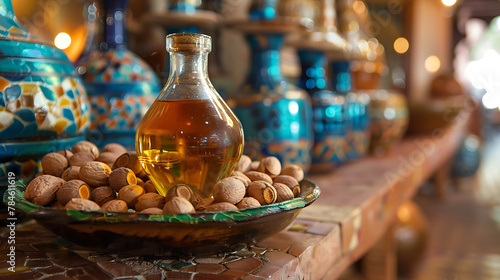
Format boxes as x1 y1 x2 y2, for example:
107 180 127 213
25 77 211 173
330 60 370 160
249 0 278 21
0 0 90 183
451 135 481 177
169 0 201 13
297 50 348 172
76 0 161 150
229 32 313 171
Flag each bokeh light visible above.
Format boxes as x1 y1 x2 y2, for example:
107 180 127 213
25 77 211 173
442 0 457 7
353 0 367 14
54 32 71 50
425 56 441 73
393 37 409 54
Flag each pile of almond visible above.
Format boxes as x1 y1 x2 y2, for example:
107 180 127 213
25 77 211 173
24 141 304 215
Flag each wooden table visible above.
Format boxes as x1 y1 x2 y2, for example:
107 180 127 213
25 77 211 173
0 112 469 280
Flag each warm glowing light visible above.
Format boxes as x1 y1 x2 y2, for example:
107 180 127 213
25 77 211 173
397 206 411 223
54 32 71 50
353 0 366 14
393 37 409 54
441 0 457 7
424 55 441 73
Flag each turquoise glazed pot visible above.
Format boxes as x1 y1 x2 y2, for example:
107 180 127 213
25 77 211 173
451 135 481 177
0 0 90 184
76 0 160 150
169 0 201 13
229 33 313 171
330 60 370 160
249 0 278 20
297 50 348 173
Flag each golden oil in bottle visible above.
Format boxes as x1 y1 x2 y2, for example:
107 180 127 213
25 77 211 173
137 99 243 197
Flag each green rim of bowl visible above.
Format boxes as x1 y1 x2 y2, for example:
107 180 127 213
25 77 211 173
4 179 320 224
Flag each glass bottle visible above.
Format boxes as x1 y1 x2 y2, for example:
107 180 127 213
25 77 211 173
228 32 313 171
136 33 244 198
330 60 370 160
297 50 348 172
76 0 161 150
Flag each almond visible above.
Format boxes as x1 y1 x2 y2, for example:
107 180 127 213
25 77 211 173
163 197 195 215
117 184 144 208
257 156 281 178
213 177 245 204
65 198 101 211
56 179 90 205
41 152 68 177
24 175 66 206
247 181 277 205
135 193 165 212
79 161 111 187
109 167 137 191
280 164 304 182
71 141 99 159
102 143 127 155
101 199 128 212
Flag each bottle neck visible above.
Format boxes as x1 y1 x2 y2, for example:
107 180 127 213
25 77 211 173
297 50 328 93
245 33 284 91
330 60 352 94
101 0 128 51
168 51 209 87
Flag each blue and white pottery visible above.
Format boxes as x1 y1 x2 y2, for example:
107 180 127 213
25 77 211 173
76 0 161 150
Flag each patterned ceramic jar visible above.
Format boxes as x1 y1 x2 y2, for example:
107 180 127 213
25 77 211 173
228 32 314 171
330 60 370 160
0 0 90 183
297 49 348 172
366 90 408 155
76 0 161 150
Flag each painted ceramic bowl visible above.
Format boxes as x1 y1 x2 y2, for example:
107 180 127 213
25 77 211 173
366 90 408 155
0 0 90 184
5 179 320 257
